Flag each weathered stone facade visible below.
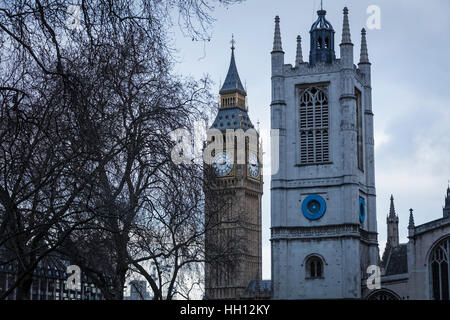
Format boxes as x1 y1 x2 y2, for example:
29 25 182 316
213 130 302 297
270 7 379 299
367 190 450 300
205 5 450 301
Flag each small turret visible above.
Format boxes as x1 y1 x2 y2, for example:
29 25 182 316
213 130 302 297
359 28 370 64
408 208 415 238
408 209 415 229
339 7 353 67
271 16 284 77
443 185 450 218
272 16 283 53
309 7 335 66
387 195 399 247
295 35 303 67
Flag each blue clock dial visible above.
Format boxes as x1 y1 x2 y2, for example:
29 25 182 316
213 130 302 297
302 195 326 220
212 152 233 176
359 197 366 223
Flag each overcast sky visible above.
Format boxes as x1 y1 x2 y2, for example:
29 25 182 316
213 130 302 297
171 0 450 279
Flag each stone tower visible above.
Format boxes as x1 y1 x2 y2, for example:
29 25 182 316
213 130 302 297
270 7 379 299
204 40 263 300
387 195 400 247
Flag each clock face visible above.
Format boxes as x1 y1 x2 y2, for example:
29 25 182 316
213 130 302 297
248 153 260 178
302 195 326 220
359 197 366 223
212 152 233 176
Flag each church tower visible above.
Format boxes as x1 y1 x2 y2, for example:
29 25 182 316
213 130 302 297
204 39 263 299
270 7 379 299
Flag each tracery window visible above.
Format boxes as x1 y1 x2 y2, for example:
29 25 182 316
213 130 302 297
299 86 329 164
430 237 450 300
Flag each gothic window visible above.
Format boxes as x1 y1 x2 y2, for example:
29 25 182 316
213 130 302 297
355 88 364 171
299 86 329 164
306 256 323 279
367 289 399 300
430 237 450 300
317 37 322 49
325 37 329 48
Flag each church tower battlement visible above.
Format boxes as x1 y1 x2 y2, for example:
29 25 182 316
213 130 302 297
270 6 379 299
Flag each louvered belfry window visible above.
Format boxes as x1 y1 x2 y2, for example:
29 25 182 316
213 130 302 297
299 86 329 164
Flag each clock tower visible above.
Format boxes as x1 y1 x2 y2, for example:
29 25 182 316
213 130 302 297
270 7 379 299
204 39 263 300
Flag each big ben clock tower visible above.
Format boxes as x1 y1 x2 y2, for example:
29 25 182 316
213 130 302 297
204 39 263 300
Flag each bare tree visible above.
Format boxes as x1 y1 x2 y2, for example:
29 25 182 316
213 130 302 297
0 0 244 300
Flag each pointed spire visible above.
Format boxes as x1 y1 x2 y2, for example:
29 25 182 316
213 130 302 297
359 28 370 64
220 36 246 96
408 209 415 229
444 183 450 218
389 194 396 219
273 16 283 52
341 7 352 44
444 182 450 207
295 35 303 66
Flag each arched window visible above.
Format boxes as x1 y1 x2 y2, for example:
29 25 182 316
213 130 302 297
306 256 323 279
430 237 450 300
317 37 322 49
299 86 329 164
366 289 400 300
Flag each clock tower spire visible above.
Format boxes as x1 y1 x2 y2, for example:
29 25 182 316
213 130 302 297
204 37 263 300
